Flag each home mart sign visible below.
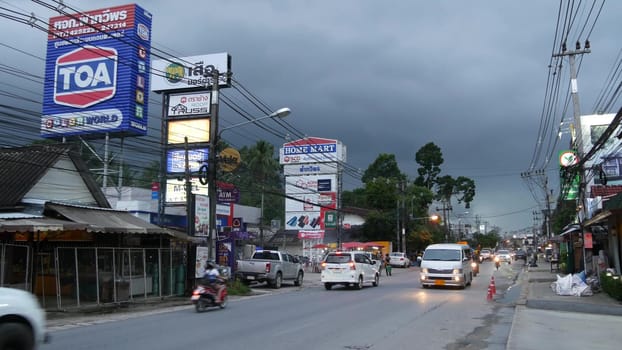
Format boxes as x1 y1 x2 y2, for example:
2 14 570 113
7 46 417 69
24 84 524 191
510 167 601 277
279 137 346 164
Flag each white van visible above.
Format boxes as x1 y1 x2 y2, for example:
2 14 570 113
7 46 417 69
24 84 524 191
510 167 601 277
419 243 473 289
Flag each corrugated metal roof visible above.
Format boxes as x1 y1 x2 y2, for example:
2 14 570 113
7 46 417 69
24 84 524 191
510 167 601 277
45 202 168 234
0 144 109 209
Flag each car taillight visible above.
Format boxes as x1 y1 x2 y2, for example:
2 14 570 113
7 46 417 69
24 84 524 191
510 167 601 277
265 262 271 273
349 262 356 270
400 258 404 261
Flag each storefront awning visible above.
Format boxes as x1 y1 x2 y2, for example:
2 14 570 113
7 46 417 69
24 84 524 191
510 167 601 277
0 217 87 233
550 224 582 242
46 203 169 234
583 210 612 227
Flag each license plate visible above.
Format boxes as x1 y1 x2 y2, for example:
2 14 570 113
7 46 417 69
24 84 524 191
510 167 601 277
247 275 255 280
191 295 200 301
434 280 445 286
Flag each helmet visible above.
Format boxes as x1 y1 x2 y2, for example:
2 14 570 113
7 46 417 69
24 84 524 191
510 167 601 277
205 262 214 269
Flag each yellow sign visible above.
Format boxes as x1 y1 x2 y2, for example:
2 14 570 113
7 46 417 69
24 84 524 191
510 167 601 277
219 147 241 172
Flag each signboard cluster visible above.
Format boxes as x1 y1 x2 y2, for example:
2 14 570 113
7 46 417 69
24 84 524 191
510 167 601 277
150 53 231 205
150 52 233 236
280 137 346 239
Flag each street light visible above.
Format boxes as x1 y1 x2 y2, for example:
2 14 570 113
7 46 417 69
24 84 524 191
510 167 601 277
206 93 291 259
219 107 291 134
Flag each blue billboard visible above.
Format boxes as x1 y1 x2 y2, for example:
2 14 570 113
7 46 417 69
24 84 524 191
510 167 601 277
41 4 152 139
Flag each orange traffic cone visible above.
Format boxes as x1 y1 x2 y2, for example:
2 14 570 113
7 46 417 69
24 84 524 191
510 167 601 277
490 276 496 295
486 286 493 301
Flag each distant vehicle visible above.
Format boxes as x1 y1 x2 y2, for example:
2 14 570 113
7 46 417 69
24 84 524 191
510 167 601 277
321 251 380 290
235 250 304 288
544 247 553 262
0 287 50 349
480 248 492 261
514 249 527 261
496 249 512 262
388 252 410 268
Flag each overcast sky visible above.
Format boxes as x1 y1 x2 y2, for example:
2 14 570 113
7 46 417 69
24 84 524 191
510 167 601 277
1 1 621 235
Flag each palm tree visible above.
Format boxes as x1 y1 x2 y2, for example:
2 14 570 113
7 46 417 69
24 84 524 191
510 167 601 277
245 140 279 246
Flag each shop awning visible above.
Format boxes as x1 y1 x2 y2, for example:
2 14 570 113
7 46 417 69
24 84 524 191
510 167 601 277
550 224 582 242
0 217 87 233
583 210 612 227
44 202 184 237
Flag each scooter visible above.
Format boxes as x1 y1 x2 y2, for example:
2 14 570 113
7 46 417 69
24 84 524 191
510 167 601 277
494 256 500 270
191 282 228 312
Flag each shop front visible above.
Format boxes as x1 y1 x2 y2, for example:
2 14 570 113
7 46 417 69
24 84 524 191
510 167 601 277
0 203 190 310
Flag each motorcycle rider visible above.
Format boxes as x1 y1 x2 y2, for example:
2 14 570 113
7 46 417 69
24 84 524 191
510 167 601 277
203 262 225 303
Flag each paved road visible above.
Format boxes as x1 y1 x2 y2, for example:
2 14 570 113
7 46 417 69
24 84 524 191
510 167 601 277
43 263 516 350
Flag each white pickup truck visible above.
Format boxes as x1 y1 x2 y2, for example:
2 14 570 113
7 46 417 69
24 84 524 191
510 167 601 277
0 287 50 349
235 250 304 288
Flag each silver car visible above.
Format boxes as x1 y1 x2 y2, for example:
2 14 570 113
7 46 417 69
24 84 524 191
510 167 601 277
496 249 512 262
389 252 411 268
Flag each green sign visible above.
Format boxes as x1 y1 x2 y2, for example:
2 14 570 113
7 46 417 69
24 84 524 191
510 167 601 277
563 174 580 200
324 211 337 228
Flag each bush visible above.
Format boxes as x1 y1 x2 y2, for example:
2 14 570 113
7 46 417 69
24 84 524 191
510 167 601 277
600 272 622 301
226 279 252 296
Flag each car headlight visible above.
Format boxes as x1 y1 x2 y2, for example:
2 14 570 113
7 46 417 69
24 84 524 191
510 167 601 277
453 268 462 275
421 268 428 274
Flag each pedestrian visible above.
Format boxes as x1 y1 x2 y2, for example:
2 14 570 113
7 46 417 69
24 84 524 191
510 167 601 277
378 253 384 276
385 253 392 276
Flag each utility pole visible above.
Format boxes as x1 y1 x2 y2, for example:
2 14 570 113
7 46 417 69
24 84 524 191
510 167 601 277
207 68 220 260
553 40 590 272
184 137 193 237
436 202 452 242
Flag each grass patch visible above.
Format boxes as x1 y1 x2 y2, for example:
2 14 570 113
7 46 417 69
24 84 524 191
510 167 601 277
226 279 252 296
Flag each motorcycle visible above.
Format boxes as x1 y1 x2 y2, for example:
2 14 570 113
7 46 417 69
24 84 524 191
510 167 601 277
494 256 500 270
191 282 228 312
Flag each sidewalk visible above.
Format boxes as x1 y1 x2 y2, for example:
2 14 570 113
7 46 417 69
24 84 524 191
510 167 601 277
507 260 622 349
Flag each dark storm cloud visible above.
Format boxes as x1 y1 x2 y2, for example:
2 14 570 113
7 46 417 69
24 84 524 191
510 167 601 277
1 0 620 232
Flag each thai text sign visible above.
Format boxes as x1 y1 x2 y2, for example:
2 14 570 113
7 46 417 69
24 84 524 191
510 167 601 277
41 4 152 139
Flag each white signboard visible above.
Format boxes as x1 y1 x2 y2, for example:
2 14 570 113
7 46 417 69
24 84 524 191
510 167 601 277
286 192 336 212
195 194 209 236
195 246 210 278
165 177 208 203
285 174 337 195
167 91 211 117
279 137 346 164
151 52 231 92
283 163 338 176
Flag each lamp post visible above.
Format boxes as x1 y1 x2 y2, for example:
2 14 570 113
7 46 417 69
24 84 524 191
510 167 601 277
206 97 291 259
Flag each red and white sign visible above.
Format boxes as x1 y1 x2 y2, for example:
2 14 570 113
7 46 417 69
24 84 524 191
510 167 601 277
298 230 325 240
584 232 593 248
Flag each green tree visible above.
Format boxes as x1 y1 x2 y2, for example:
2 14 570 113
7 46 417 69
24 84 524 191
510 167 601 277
238 141 283 241
361 153 405 184
360 210 395 242
414 142 443 190
341 188 367 208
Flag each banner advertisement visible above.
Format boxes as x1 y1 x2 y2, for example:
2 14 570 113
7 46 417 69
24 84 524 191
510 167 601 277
279 137 346 164
166 148 208 173
42 4 152 139
195 246 209 278
167 91 211 117
297 230 325 240
151 52 231 92
283 163 338 176
194 194 209 236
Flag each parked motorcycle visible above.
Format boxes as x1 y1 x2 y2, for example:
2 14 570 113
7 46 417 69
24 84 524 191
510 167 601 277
494 256 500 270
191 282 228 312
